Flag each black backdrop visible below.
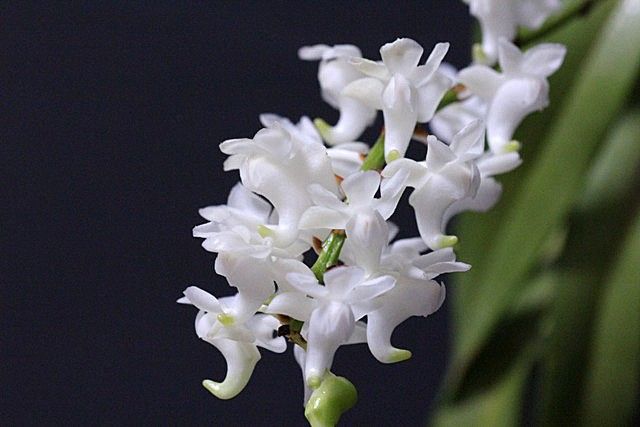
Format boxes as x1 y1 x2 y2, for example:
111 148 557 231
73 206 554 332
2 2 471 424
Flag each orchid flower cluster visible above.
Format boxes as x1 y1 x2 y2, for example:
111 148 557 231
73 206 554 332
179 1 566 424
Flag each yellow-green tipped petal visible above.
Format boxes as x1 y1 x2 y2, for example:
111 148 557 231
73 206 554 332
217 312 235 326
472 43 488 64
388 349 412 363
314 118 332 141
202 379 227 399
386 149 401 163
438 235 458 248
305 372 358 427
257 224 274 238
504 140 522 153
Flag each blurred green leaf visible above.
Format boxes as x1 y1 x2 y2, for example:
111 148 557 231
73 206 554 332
430 272 555 424
431 354 532 427
540 110 640 424
451 0 616 343
581 212 640 426
450 0 640 394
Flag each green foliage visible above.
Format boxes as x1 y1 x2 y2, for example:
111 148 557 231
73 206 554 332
436 0 640 424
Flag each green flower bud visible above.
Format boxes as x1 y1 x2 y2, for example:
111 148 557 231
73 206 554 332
305 372 357 427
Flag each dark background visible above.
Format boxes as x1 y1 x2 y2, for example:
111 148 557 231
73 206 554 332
1 2 471 424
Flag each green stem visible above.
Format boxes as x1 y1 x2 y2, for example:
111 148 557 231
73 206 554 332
360 131 386 171
310 130 386 282
311 231 346 282
437 88 459 111
516 0 598 46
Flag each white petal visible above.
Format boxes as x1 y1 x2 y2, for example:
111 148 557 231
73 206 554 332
212 323 256 343
192 222 220 238
473 4 518 64
477 152 522 176
227 183 272 222
516 0 562 29
520 43 566 78
486 77 547 153
366 279 444 363
497 38 524 75
381 158 428 189
294 346 312 405
271 258 316 292
458 65 503 100
214 254 275 320
247 314 287 353
415 70 453 123
412 42 450 87
202 340 261 400
409 175 466 250
388 237 427 258
425 136 456 171
430 97 486 143
307 183 343 210
298 44 330 60
444 175 503 223
414 252 471 279
380 38 424 75
266 291 315 321
345 321 368 345
287 272 328 299
304 302 355 386
183 286 222 313
382 76 418 160
341 77 385 110
349 275 396 317
320 96 377 145
198 205 230 222
299 206 348 230
344 212 388 276
327 147 365 178
449 119 486 161
376 168 409 219
341 170 380 207
350 57 390 80
324 266 366 296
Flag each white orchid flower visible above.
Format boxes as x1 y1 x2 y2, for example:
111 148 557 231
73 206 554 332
268 266 394 387
293 323 368 405
383 120 485 250
259 113 369 178
299 169 408 231
430 96 487 143
220 124 339 246
325 142 369 178
343 38 452 161
178 288 286 400
465 0 562 64
341 212 469 362
299 44 377 145
193 183 310 319
458 39 566 153
444 149 523 222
